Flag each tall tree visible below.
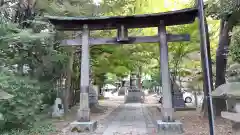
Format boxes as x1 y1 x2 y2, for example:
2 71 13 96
207 0 240 115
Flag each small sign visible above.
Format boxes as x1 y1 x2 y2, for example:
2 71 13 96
173 92 185 108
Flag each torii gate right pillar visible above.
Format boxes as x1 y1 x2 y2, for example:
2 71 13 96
156 21 184 134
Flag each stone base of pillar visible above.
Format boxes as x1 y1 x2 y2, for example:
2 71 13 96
77 108 90 121
161 108 174 121
156 120 183 135
69 121 97 133
78 93 90 121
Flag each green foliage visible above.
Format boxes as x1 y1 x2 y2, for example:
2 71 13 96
0 0 156 133
151 71 162 86
0 120 56 135
230 26 240 63
0 1 67 131
142 80 159 89
0 69 43 129
167 22 199 83
37 0 96 16
104 73 119 84
226 63 240 82
206 0 240 20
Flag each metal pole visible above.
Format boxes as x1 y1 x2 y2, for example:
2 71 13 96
197 0 215 134
158 20 173 122
78 24 90 122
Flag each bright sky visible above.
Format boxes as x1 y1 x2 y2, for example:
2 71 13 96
164 0 191 10
94 0 205 7
93 0 101 5
93 0 198 12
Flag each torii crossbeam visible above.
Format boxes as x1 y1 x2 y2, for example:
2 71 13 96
46 0 215 134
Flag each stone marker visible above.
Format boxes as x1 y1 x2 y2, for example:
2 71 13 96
89 85 99 107
118 80 128 96
0 90 13 100
212 82 240 135
89 85 105 113
118 86 127 96
0 90 13 121
52 98 64 118
0 113 3 121
124 73 145 103
171 79 185 109
172 91 185 109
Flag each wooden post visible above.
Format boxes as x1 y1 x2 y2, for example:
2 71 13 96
77 24 90 122
158 20 173 122
61 34 190 46
117 25 128 42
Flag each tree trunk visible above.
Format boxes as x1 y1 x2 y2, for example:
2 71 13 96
214 20 233 116
69 79 74 107
63 47 74 115
201 97 208 116
138 66 142 89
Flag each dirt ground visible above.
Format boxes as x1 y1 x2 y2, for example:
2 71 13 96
51 99 121 134
148 106 232 135
145 95 233 135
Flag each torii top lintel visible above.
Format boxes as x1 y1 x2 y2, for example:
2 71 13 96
46 8 198 30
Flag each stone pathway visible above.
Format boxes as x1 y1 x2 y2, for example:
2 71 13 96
55 94 233 135
102 103 151 135
58 95 159 135
86 103 156 135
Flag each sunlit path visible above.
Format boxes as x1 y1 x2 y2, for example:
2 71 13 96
102 103 155 135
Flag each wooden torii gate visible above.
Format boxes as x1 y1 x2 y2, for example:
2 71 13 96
46 0 215 134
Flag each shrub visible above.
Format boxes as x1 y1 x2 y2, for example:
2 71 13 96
0 69 43 129
231 26 240 63
0 120 57 135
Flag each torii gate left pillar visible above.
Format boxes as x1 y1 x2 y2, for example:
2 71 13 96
70 24 98 132
77 24 91 121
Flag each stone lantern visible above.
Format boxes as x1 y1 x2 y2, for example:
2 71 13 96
212 82 240 135
0 90 13 121
0 90 13 100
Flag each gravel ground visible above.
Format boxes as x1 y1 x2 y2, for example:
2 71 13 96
145 94 233 135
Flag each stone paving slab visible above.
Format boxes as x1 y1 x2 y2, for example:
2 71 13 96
102 103 156 135
64 102 158 135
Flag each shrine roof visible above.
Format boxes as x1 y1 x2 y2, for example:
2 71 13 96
46 7 198 30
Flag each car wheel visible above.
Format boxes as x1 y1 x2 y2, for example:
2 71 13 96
185 97 192 103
